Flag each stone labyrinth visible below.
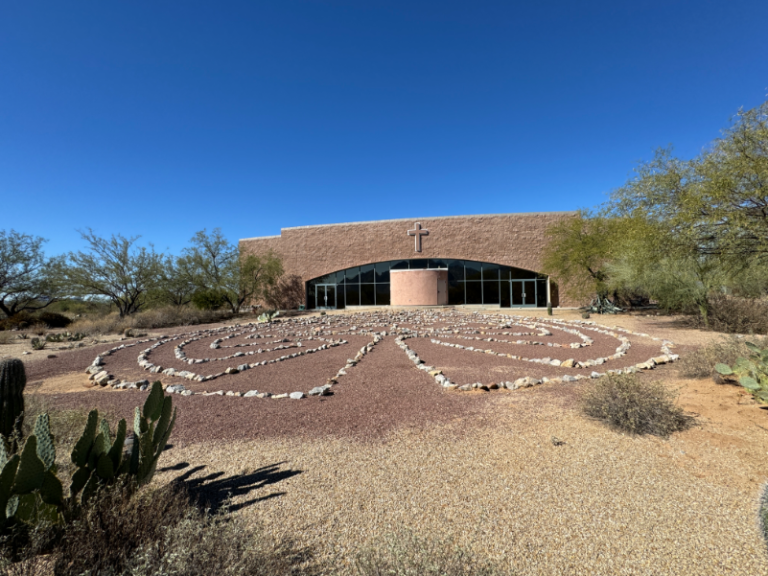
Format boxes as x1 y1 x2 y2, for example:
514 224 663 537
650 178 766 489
84 310 678 399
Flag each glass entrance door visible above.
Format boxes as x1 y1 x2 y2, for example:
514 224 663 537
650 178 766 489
315 284 336 309
511 280 537 306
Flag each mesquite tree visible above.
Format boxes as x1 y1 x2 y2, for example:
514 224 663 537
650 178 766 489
66 229 163 317
184 228 283 314
0 230 66 318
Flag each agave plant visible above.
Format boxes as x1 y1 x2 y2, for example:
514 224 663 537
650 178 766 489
715 341 768 402
257 310 280 323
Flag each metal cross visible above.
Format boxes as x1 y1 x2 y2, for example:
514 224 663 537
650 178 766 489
407 222 429 253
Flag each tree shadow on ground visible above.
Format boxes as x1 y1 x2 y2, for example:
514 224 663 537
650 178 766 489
165 460 302 513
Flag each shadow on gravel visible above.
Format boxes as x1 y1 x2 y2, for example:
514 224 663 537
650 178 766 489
170 461 303 512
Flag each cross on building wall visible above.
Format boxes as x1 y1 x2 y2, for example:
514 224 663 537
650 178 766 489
407 222 429 252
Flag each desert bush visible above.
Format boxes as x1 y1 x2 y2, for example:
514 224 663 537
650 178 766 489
677 335 768 379
43 482 316 576
354 529 509 576
69 306 232 336
0 312 71 332
128 305 230 330
191 289 227 311
33 312 71 329
581 373 694 437
703 295 768 334
29 338 45 351
0 333 14 346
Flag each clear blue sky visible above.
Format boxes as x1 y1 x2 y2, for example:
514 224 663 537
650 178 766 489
1 1 766 257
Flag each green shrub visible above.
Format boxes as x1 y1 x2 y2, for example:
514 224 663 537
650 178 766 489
0 482 317 576
581 373 694 437
0 312 71 332
715 340 768 402
191 289 226 311
28 339 45 351
33 313 70 329
354 529 508 576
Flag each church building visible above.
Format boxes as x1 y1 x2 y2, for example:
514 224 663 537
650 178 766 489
239 212 577 310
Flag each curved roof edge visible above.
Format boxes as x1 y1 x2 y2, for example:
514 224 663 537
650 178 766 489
239 211 577 241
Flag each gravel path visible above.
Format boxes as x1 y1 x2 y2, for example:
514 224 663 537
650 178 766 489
18 309 768 574
157 386 768 575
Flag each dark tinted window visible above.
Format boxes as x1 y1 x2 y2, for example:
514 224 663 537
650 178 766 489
410 259 428 269
465 281 482 304
482 263 499 281
465 261 481 281
448 281 465 305
361 284 375 306
345 284 360 306
375 262 391 282
346 267 360 283
376 283 390 305
360 264 375 283
483 281 500 304
448 260 464 282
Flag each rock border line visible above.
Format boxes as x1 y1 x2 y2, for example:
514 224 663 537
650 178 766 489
83 313 678 399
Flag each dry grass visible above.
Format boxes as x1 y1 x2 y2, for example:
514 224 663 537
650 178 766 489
0 333 15 346
0 483 318 576
707 295 768 335
677 335 768 379
69 306 233 336
580 373 694 437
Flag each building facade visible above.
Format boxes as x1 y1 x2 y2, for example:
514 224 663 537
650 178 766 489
239 212 577 309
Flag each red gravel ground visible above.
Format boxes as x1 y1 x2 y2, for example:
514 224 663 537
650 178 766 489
23 311 674 444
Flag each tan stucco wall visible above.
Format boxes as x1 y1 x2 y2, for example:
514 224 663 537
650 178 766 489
240 212 578 307
391 269 449 306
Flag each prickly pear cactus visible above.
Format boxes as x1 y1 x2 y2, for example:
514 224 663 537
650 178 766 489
69 381 174 501
0 358 26 443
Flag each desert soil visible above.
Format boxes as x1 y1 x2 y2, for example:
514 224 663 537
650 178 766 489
9 308 768 575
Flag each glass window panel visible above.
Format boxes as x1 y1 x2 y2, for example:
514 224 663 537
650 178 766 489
390 260 408 270
465 261 481 281
334 271 345 284
360 284 375 306
345 284 360 306
375 262 391 283
448 281 465 305
307 287 316 309
429 259 448 269
448 260 464 282
510 267 536 280
376 283 390 305
483 281 500 304
536 279 547 307
499 266 511 280
345 267 360 283
500 280 511 307
465 281 482 304
410 259 428 269
482 264 499 281
360 264 375 283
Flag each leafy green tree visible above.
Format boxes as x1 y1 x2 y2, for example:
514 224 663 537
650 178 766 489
66 230 163 317
604 101 768 323
610 101 768 262
0 230 66 318
184 229 283 314
542 211 618 301
148 255 197 307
